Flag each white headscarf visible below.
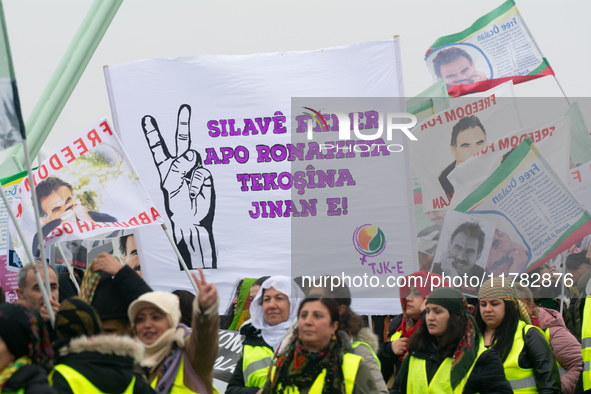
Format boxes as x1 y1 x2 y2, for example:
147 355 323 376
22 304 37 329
249 276 304 351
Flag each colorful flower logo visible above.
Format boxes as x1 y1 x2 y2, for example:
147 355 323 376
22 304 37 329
353 224 386 257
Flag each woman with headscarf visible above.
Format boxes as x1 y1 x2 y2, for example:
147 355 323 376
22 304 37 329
476 278 561 393
263 296 378 394
377 270 448 384
391 287 512 394
226 276 303 394
0 301 56 394
128 269 219 394
49 297 154 394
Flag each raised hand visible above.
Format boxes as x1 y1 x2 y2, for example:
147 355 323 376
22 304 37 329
142 104 217 269
192 268 218 311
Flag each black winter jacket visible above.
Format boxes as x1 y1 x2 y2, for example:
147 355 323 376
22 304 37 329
3 364 57 394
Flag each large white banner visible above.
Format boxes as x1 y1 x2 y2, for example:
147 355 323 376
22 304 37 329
104 40 411 314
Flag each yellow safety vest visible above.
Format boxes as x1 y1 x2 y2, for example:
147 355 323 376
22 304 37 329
150 355 220 394
480 320 542 393
269 352 362 394
582 295 591 390
351 340 381 369
242 345 274 388
2 389 24 394
49 364 135 394
390 331 403 342
407 347 484 394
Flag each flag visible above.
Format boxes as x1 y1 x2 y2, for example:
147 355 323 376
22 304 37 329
455 139 591 274
9 118 163 266
0 1 24 150
425 0 554 97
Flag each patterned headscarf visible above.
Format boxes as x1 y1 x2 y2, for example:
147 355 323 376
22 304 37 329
271 336 345 394
54 297 103 351
79 262 102 303
426 287 479 390
478 278 531 324
398 271 449 336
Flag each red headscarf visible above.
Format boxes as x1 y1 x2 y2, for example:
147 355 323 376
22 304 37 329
395 270 449 358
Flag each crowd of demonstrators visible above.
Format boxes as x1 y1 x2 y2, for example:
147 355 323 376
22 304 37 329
8 252 591 394
226 276 301 394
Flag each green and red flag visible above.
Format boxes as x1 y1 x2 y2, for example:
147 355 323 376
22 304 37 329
455 139 591 274
425 0 554 97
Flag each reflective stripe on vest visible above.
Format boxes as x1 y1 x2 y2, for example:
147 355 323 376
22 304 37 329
50 364 135 394
351 340 381 369
242 345 274 388
270 352 362 394
480 320 538 393
390 331 403 342
407 346 483 393
582 295 591 390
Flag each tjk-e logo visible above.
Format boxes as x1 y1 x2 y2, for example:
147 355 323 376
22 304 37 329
299 107 418 152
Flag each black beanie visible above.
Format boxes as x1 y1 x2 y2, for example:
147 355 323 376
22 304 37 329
0 303 31 359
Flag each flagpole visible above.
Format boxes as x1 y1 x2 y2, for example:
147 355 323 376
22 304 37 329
517 8 571 106
0 183 55 326
55 243 81 294
560 254 566 314
161 224 200 295
21 139 51 296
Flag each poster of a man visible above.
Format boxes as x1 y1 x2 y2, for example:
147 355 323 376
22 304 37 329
432 46 488 87
431 211 495 296
120 234 142 278
32 176 117 258
439 115 487 200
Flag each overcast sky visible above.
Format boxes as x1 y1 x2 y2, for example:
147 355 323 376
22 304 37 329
2 0 590 162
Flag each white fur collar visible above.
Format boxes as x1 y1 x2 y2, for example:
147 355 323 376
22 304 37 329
58 334 145 363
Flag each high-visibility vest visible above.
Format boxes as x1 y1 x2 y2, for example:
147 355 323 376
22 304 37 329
480 320 542 393
351 340 381 369
269 352 362 394
582 295 591 390
407 347 484 394
2 389 24 394
49 364 135 394
150 355 220 394
390 331 403 342
242 344 274 388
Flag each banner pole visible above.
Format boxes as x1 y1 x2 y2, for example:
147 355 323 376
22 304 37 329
517 10 571 106
55 243 81 294
0 183 55 326
21 139 51 295
161 224 199 295
560 254 566 314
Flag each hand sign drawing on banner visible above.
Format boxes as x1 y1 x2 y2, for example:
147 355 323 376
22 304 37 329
142 104 217 269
